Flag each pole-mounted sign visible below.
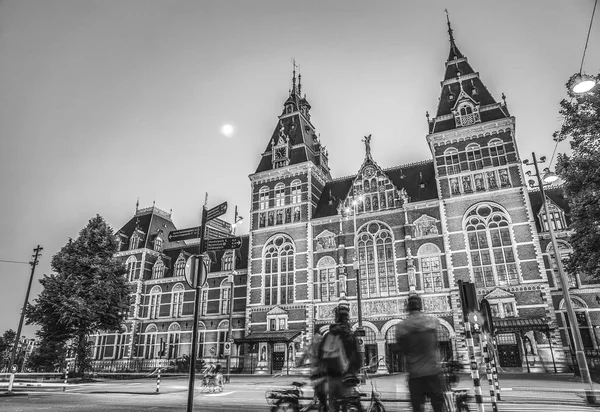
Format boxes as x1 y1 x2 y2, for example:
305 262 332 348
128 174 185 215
184 255 209 289
168 227 201 242
204 236 242 252
206 202 227 222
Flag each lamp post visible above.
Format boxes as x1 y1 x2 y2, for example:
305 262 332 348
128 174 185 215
225 206 243 384
572 0 597 94
525 152 593 389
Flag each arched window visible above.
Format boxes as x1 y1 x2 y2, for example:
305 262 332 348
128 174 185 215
217 321 229 357
465 204 518 288
175 255 186 277
316 256 338 301
455 102 480 126
259 187 269 210
126 256 137 281
154 237 163 252
222 250 234 271
444 148 461 175
466 143 483 171
171 283 185 318
130 233 141 250
291 180 302 204
488 138 507 166
547 241 577 288
357 222 396 298
167 323 181 359
144 324 158 359
263 234 295 305
149 286 162 319
220 278 232 315
418 243 443 293
539 201 566 232
197 322 206 358
152 259 165 279
275 183 285 207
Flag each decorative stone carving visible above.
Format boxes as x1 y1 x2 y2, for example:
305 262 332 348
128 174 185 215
413 215 439 237
422 296 451 313
315 230 337 251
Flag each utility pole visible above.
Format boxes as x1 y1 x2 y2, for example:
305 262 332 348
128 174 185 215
7 245 43 393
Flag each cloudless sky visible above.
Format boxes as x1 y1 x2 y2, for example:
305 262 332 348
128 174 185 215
1 0 599 336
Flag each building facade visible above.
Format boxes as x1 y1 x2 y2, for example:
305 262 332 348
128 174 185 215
91 23 599 374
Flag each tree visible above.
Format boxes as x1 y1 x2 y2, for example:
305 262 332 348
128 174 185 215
26 215 131 374
0 329 16 371
554 72 600 283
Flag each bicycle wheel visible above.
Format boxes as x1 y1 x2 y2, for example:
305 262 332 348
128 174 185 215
272 400 298 412
369 402 386 412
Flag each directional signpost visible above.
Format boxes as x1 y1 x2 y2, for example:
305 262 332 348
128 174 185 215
206 201 227 222
205 236 242 252
168 227 201 242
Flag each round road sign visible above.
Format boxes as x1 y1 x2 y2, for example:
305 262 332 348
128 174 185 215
185 255 208 289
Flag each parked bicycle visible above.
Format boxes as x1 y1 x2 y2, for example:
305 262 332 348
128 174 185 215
341 356 386 412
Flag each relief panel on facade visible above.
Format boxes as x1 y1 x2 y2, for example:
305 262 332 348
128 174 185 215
315 229 337 251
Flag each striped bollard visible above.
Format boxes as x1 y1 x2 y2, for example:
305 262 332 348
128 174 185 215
489 337 501 401
63 363 69 392
465 320 485 412
482 335 498 412
156 368 161 393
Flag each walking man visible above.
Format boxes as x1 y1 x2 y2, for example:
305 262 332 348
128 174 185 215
396 295 445 412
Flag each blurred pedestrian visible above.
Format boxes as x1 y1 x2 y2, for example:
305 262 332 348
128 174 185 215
396 295 444 412
297 331 327 411
319 304 359 412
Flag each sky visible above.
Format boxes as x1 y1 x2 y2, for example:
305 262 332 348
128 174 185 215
1 0 599 337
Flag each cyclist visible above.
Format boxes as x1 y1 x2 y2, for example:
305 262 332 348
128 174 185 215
297 331 327 411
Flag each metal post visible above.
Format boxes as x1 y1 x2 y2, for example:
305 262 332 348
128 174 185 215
547 330 557 373
156 367 161 393
482 334 498 412
63 362 69 392
187 205 207 412
226 206 239 384
351 198 365 372
465 320 485 412
489 337 501 401
8 245 42 393
531 152 593 389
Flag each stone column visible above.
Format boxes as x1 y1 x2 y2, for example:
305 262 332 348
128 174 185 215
375 338 388 374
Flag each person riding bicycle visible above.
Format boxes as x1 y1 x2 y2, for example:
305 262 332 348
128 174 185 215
396 294 445 412
319 303 360 412
297 331 327 411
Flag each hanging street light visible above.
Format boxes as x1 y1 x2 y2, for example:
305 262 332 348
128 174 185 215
572 0 598 94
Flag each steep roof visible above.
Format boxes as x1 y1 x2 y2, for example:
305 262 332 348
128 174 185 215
528 186 572 232
116 205 183 251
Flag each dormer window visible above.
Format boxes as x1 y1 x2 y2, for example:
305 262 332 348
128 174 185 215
130 233 141 250
539 201 566 231
286 104 294 114
154 237 163 252
455 102 480 127
152 259 165 280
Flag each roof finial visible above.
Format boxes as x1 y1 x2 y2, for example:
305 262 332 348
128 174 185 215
502 92 507 105
445 9 456 47
291 57 298 94
362 134 372 158
136 197 139 213
425 111 430 122
298 64 302 97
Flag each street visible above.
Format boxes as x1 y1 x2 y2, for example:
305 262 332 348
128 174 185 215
1 374 598 411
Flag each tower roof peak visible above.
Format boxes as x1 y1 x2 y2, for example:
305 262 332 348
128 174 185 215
445 9 464 61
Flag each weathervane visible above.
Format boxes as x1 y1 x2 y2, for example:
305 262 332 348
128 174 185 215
362 134 372 157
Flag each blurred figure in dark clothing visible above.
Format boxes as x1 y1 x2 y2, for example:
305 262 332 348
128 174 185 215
321 304 359 412
297 331 327 411
396 295 444 412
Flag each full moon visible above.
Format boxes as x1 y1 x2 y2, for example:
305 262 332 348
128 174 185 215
221 124 234 137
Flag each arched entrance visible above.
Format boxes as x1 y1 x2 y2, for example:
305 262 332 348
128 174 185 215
385 324 406 373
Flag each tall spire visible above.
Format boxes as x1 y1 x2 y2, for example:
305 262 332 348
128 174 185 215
444 9 463 61
291 58 298 95
445 9 455 45
298 65 302 97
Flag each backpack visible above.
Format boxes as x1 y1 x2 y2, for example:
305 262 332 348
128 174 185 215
320 333 349 375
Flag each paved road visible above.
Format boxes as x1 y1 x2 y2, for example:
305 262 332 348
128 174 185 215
1 374 598 411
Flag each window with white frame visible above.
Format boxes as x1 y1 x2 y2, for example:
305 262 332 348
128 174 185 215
200 286 208 316
154 237 163 252
488 298 518 318
220 278 232 315
217 321 229 357
267 314 288 331
539 201 566 231
171 284 184 318
259 187 269 210
547 241 577 288
275 183 285 207
130 233 141 250
152 259 165 279
167 323 181 359
488 139 507 166
144 324 158 359
445 148 461 175
197 322 206 358
264 235 295 305
222 250 234 271
316 256 338 301
149 286 161 319
291 180 302 204
175 256 186 277
466 143 484 171
418 243 443 293
357 222 397 298
126 256 137 281
465 204 519 288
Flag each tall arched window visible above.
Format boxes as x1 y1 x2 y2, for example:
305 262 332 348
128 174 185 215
149 286 162 319
263 234 295 305
171 283 185 318
167 323 181 359
152 259 165 279
200 285 208 316
539 201 566 231
488 138 507 166
466 143 483 171
357 222 396 298
275 183 285 207
220 278 231 314
316 256 338 301
291 180 302 204
217 321 229 357
444 148 461 175
547 241 577 288
144 324 158 359
126 256 137 281
130 233 141 250
465 204 519 288
154 237 163 252
418 243 443 293
222 250 234 271
259 187 269 210
175 255 186 277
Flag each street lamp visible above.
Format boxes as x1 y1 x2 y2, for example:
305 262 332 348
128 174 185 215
524 152 594 391
572 0 597 94
225 207 243 383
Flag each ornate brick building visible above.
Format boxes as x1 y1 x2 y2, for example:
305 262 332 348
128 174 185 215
90 21 599 374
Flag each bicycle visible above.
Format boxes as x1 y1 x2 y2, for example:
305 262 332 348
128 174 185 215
195 370 224 394
266 380 323 412
339 356 386 412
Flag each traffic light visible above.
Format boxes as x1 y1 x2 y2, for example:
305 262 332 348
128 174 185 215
480 298 495 335
458 280 479 316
